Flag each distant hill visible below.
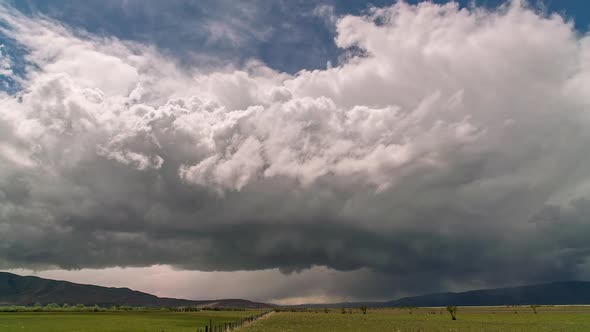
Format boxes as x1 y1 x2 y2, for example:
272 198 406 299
295 281 590 308
386 281 590 307
0 272 269 308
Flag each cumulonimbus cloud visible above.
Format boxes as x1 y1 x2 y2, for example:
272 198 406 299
1 1 590 291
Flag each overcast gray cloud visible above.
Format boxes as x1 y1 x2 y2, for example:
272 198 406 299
2 1 590 302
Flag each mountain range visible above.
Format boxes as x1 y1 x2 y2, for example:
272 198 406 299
2 272 590 308
296 281 590 308
0 272 269 308
383 281 590 307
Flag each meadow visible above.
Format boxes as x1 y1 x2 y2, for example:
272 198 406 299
241 306 590 332
2 306 590 331
0 310 262 332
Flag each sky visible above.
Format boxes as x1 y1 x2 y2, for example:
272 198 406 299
2 0 590 305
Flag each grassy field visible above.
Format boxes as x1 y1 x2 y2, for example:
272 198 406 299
0 310 261 332
241 306 590 332
3 306 590 331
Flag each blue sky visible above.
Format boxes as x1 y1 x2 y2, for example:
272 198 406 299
4 0 590 74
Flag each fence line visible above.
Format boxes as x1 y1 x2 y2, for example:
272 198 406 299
195 310 271 332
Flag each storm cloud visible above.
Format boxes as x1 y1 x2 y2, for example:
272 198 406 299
2 1 590 301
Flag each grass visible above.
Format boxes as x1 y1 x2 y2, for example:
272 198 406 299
0 310 261 332
241 306 590 332
3 306 590 331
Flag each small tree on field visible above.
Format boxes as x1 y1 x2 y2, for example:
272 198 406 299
530 305 539 314
341 308 346 314
359 305 368 315
446 305 457 320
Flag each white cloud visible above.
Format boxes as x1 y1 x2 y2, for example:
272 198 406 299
0 44 12 77
2 1 590 300
313 4 337 29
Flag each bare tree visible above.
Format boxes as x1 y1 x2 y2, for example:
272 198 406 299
446 305 457 320
359 305 368 314
530 305 540 314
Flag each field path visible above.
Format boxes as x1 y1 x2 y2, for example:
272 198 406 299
236 311 275 330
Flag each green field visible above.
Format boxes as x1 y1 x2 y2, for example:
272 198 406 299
241 306 590 332
3 307 590 331
0 310 261 332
